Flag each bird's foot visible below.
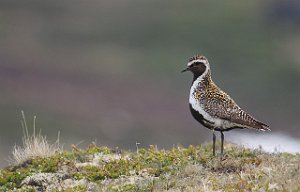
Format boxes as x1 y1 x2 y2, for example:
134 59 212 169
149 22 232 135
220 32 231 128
220 154 228 161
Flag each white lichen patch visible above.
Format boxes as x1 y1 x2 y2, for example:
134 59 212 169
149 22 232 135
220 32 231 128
20 172 96 192
101 153 131 162
75 152 131 167
100 174 158 191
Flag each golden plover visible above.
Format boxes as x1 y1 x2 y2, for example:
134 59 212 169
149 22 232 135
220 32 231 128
182 54 270 157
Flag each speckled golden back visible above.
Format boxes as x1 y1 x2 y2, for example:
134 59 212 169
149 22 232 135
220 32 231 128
192 73 236 117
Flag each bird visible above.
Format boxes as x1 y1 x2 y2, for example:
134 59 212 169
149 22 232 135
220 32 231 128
182 54 270 157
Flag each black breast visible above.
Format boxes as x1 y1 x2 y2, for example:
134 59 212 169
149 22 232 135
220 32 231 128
189 104 214 129
189 104 244 132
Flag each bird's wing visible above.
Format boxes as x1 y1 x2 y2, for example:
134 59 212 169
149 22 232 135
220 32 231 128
203 89 270 131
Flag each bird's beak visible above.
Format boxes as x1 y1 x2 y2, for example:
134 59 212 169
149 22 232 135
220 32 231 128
181 68 189 73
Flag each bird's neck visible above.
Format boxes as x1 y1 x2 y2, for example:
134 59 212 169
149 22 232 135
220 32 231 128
192 68 212 86
189 69 213 106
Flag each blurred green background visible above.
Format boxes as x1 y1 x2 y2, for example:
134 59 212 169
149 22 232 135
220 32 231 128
1 0 300 167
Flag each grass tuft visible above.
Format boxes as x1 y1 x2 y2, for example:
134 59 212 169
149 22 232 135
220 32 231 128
10 111 62 165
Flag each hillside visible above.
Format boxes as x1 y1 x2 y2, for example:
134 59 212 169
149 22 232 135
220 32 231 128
1 0 300 168
1 143 300 192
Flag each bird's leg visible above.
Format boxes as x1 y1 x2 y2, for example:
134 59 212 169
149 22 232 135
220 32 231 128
212 129 216 156
220 131 224 158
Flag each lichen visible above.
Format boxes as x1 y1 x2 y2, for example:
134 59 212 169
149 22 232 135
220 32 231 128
1 144 300 191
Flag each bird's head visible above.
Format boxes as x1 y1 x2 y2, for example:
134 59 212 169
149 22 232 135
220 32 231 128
181 54 210 76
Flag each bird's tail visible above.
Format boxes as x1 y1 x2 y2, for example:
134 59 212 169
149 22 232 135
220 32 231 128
254 120 271 131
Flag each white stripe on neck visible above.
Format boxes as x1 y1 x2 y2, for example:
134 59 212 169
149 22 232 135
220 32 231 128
188 65 209 110
188 65 215 126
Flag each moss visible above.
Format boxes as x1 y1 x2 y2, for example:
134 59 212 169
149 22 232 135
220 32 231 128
0 153 68 190
7 187 36 192
1 143 300 191
85 146 112 155
0 167 31 189
30 155 61 173
74 145 205 182
63 185 87 192
109 183 136 192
